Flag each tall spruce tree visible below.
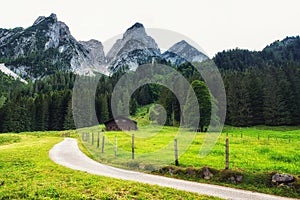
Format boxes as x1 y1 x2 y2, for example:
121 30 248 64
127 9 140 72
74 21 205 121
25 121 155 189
184 80 211 132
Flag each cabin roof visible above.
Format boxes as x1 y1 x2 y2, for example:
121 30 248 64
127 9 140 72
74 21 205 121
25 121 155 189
104 116 137 125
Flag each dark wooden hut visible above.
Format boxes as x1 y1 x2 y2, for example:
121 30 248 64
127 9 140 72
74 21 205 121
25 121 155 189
104 116 137 131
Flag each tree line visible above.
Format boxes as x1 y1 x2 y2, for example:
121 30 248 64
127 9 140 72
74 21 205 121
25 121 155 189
0 36 300 132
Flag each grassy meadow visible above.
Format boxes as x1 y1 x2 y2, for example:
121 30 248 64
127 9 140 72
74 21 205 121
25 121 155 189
0 132 219 199
78 122 300 198
0 104 299 198
80 125 300 174
0 125 299 198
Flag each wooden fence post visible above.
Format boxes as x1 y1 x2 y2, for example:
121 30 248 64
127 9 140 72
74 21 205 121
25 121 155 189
258 133 260 140
97 133 100 148
92 133 94 145
114 136 117 157
225 137 229 170
174 139 179 166
132 134 135 160
102 136 105 153
241 133 243 138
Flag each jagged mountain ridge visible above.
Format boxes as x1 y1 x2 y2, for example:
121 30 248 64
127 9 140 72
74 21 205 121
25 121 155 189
107 23 162 73
0 13 107 78
163 40 208 66
106 23 209 73
0 14 209 78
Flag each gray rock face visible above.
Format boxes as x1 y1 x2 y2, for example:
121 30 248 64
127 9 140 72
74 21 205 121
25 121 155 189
106 22 161 73
272 173 295 184
163 40 208 66
0 13 107 78
77 40 107 75
0 15 210 78
107 23 159 62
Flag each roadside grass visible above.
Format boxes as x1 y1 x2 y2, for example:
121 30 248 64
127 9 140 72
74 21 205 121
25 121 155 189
0 134 21 145
0 133 220 199
78 125 300 197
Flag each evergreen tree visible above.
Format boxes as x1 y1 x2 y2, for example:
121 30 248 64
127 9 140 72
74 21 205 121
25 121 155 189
34 94 49 131
100 94 109 123
184 80 211 132
130 98 138 115
63 98 75 130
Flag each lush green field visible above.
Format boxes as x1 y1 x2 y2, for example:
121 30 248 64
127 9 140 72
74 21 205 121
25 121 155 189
80 125 300 174
78 125 300 197
1 122 299 198
0 132 220 199
84 105 300 175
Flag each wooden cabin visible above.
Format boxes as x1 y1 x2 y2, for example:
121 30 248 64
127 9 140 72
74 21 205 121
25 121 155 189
104 116 138 131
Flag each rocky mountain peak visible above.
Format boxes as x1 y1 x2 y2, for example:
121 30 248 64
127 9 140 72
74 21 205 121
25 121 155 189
0 15 211 78
176 40 189 45
123 22 147 39
0 13 108 78
169 40 196 53
106 22 159 65
33 13 58 26
127 22 144 31
163 40 208 65
33 16 46 26
49 13 58 21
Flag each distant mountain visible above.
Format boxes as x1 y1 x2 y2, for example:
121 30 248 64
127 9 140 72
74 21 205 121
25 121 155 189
262 36 300 63
0 13 107 78
163 40 208 66
0 14 209 78
107 23 161 73
106 23 210 73
213 36 300 70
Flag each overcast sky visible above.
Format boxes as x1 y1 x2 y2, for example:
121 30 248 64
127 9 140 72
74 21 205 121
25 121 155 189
1 0 300 57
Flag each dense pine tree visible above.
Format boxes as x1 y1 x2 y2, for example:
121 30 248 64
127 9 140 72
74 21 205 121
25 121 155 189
1 36 300 133
184 80 211 131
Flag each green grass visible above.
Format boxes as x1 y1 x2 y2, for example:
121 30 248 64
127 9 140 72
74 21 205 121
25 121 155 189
0 134 21 145
1 115 299 198
80 125 300 174
0 132 220 199
132 103 155 127
78 125 300 198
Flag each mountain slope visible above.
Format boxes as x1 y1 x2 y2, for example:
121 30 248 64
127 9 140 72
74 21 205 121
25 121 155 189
0 63 27 83
163 40 208 66
107 23 161 73
0 14 107 78
0 15 213 78
213 36 300 70
263 36 300 63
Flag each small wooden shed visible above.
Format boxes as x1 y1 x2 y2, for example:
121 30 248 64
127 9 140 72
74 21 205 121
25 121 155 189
104 116 138 131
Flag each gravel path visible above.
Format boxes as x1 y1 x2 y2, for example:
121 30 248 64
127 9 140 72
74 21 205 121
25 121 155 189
49 138 296 200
